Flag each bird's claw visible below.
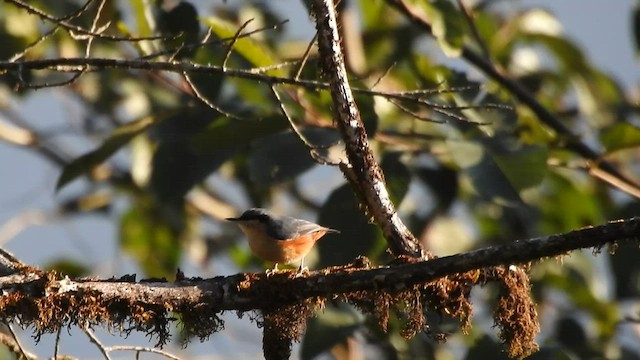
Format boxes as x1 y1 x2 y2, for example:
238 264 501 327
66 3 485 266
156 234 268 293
266 263 280 277
295 266 309 278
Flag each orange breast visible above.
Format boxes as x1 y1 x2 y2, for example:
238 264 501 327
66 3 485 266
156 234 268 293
244 227 328 264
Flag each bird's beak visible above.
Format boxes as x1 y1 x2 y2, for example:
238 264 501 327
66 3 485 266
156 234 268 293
226 217 241 221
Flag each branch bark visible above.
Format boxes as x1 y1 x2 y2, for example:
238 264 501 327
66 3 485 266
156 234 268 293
0 217 637 329
310 0 424 259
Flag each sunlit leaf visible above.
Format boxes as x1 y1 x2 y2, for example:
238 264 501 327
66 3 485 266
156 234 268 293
600 123 640 152
201 17 282 75
129 0 152 37
191 115 288 152
492 144 548 190
56 115 157 191
448 140 522 205
413 0 465 57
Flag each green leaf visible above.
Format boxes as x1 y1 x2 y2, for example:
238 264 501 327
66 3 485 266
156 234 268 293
56 116 157 191
448 138 547 205
381 152 411 205
120 198 181 278
201 17 282 75
448 140 522 205
600 123 640 152
191 115 288 153
492 144 548 190
129 0 152 37
415 0 466 57
156 1 201 60
248 127 341 185
317 184 385 266
539 173 603 233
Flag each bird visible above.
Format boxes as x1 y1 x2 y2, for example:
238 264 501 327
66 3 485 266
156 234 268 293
226 208 339 272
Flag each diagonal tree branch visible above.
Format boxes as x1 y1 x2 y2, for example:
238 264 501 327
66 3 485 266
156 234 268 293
310 0 425 259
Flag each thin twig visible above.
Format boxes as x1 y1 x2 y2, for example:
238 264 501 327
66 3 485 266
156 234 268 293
270 85 340 165
85 0 108 57
295 32 319 80
455 0 490 60
84 326 112 360
0 57 483 112
9 27 59 62
55 0 96 22
107 346 181 360
370 61 396 90
53 327 62 359
5 322 32 360
138 20 289 60
389 98 444 123
222 19 254 69
5 0 165 42
182 72 245 120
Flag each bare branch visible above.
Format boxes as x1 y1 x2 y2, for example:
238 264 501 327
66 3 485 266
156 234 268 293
5 0 166 41
310 0 424 258
84 327 112 360
0 57 486 122
294 33 318 80
107 346 181 360
0 217 636 320
5 322 34 360
222 18 254 69
270 85 341 165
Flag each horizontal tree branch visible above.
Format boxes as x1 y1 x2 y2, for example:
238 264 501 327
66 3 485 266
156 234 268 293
0 57 476 108
0 217 637 314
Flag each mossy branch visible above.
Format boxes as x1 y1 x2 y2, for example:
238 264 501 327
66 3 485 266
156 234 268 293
0 217 637 358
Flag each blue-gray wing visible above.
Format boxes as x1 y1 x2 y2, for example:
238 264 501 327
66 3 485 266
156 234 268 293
266 216 338 240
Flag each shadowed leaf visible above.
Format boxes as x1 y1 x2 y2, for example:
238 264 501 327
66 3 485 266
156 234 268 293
191 115 288 152
56 116 157 191
249 127 341 185
600 123 640 152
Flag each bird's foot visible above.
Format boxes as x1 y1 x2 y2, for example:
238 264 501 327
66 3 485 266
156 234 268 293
266 263 280 277
295 265 309 278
